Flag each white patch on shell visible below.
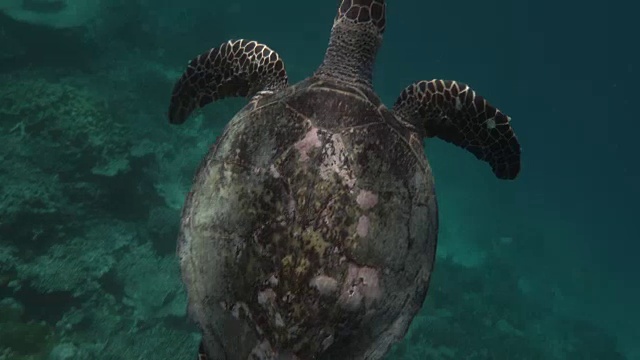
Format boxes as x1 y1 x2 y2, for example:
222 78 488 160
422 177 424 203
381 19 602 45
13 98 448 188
455 97 463 111
274 312 285 328
338 264 382 311
357 215 370 237
267 274 279 287
356 190 378 210
257 288 276 306
250 340 276 359
287 198 296 218
319 133 356 188
310 275 339 296
230 302 251 320
321 334 335 351
294 126 321 161
269 164 281 178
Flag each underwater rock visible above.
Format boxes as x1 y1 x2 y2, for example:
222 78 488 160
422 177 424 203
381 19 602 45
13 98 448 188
0 297 55 358
47 343 79 360
0 76 133 240
0 0 102 28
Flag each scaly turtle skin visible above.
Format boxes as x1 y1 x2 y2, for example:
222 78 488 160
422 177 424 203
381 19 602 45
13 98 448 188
168 1 521 359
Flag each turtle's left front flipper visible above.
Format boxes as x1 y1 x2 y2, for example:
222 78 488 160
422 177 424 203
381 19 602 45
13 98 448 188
169 39 289 124
393 80 521 180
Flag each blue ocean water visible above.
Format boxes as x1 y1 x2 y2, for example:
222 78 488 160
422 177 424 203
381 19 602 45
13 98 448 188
0 0 636 359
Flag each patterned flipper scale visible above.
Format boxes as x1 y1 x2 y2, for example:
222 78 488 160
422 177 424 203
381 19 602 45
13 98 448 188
393 79 521 180
169 39 288 124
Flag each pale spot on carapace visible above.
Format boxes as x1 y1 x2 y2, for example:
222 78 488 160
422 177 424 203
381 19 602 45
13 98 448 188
356 189 378 210
338 263 382 311
269 164 281 178
230 302 251 320
310 275 339 296
357 215 370 237
274 312 285 327
319 133 357 188
257 288 276 306
250 340 276 359
294 126 321 161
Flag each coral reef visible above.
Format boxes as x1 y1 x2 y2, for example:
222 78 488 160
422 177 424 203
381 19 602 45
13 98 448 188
0 63 226 358
0 298 55 360
386 254 626 360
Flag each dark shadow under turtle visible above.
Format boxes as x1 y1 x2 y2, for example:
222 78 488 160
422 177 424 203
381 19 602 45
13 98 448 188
167 1 521 359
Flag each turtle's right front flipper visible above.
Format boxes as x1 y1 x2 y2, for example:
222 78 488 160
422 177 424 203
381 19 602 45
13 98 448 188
169 39 289 124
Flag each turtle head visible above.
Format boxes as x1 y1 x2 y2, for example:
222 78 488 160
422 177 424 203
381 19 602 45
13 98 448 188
315 0 386 88
334 0 386 35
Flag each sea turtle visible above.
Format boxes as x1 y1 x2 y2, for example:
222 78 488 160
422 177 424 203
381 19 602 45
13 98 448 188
168 1 520 359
